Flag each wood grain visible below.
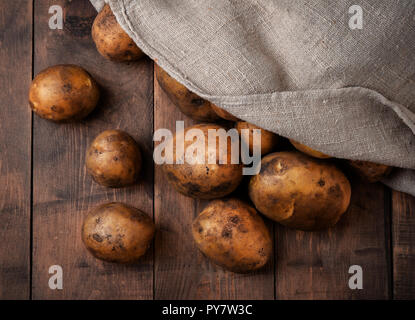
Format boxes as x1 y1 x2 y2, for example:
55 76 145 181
392 191 415 299
276 178 391 299
0 0 32 300
32 0 153 299
153 69 274 299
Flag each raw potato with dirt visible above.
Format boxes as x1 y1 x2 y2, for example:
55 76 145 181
249 151 351 231
86 130 142 188
161 123 243 199
92 4 144 61
155 64 221 122
348 160 392 182
82 202 155 263
29 64 99 121
290 139 331 159
236 121 280 156
192 198 272 273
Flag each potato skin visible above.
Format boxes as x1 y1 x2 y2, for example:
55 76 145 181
249 152 351 231
162 124 243 199
236 121 279 156
155 64 220 122
290 139 331 159
192 199 272 273
29 64 99 121
82 202 155 263
348 160 392 182
211 104 239 121
92 4 143 61
86 130 142 188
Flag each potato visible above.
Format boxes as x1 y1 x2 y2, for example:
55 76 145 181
92 4 144 61
29 64 99 121
348 160 392 182
155 64 221 122
290 139 331 159
192 198 272 273
249 151 351 231
82 202 155 263
236 121 279 156
86 130 142 188
211 104 239 121
162 124 243 199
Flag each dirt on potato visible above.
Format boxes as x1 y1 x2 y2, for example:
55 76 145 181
236 121 280 156
92 4 144 61
82 202 155 263
249 151 351 231
192 198 272 273
86 130 142 188
155 64 221 122
29 64 99 121
161 123 243 199
290 139 331 159
348 160 392 182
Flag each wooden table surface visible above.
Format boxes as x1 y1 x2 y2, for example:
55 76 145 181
0 0 414 300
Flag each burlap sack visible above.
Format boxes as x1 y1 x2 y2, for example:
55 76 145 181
90 0 415 196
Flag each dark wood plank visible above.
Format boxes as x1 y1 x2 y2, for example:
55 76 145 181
153 70 274 299
32 0 153 299
392 191 415 299
0 0 32 300
276 179 391 299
